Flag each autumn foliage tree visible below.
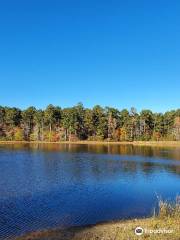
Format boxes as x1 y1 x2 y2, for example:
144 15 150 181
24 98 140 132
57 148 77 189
0 104 179 142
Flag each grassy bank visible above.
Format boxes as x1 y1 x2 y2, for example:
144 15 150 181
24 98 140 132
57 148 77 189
1 140 180 147
15 198 180 240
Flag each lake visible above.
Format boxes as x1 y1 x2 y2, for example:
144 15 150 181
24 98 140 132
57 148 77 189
0 143 180 239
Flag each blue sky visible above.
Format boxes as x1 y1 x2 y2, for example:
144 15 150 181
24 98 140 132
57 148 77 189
0 0 179 112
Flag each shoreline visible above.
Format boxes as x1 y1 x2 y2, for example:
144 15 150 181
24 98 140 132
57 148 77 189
1 140 180 147
15 216 180 240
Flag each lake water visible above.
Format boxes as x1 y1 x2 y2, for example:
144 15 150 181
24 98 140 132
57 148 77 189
0 143 180 239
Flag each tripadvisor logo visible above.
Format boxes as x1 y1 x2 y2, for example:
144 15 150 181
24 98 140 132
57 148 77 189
135 227 144 236
134 226 174 236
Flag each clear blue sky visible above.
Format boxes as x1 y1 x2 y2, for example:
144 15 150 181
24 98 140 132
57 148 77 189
0 0 179 112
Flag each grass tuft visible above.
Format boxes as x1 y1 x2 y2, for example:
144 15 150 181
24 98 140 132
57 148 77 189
158 195 180 218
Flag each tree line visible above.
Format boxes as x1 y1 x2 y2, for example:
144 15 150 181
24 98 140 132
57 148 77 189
0 103 180 142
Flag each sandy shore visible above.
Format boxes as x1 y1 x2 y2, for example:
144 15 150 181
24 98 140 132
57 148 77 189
15 216 180 240
0 140 180 147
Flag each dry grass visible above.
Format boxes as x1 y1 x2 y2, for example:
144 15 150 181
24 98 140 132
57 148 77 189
158 196 180 219
15 218 180 240
1 140 180 147
15 197 180 240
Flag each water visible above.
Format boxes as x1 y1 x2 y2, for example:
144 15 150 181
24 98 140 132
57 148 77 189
0 143 179 239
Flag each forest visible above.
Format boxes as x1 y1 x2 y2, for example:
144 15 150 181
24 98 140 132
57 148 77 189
0 103 180 142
